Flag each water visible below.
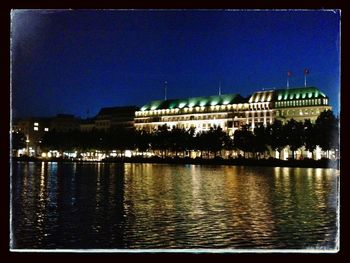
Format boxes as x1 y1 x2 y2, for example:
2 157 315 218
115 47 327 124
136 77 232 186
11 162 339 250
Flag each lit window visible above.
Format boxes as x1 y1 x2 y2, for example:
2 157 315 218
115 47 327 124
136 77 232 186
34 122 39 126
34 127 38 131
44 128 49 132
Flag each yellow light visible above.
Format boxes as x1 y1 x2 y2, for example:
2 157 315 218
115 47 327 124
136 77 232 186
41 153 47 158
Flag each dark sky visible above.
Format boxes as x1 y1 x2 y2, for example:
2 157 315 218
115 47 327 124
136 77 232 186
11 10 340 118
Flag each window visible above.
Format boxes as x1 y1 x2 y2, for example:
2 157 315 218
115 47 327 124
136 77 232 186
34 122 39 126
34 127 38 131
44 128 49 132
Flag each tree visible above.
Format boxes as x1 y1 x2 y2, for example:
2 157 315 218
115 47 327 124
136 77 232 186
303 119 317 159
233 125 254 158
134 129 151 156
206 126 229 157
315 110 339 158
153 124 171 158
253 125 269 159
266 120 287 159
284 119 304 159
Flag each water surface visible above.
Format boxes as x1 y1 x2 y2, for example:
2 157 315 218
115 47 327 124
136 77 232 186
11 162 339 250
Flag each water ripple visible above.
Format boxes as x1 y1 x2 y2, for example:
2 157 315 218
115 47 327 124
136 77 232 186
12 162 338 250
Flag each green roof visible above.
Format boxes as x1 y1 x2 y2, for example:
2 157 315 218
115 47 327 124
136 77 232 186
249 90 275 103
274 87 327 101
140 94 245 111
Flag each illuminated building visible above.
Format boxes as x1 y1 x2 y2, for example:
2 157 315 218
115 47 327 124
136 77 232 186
13 118 51 156
135 87 331 135
135 94 247 136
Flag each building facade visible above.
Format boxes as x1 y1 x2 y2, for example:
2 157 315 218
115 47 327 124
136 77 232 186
50 114 80 132
94 106 139 130
12 118 51 156
135 87 331 135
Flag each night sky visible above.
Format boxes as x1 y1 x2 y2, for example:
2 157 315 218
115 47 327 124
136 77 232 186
11 10 340 119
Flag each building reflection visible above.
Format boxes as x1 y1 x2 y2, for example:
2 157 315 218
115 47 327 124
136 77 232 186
122 164 278 248
12 162 338 249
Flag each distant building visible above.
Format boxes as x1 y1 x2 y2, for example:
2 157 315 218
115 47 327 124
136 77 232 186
50 114 80 132
135 86 331 136
12 117 51 156
80 118 95 132
94 106 139 130
13 114 81 156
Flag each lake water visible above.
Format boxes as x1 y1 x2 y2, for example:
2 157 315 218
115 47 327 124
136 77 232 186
11 162 339 251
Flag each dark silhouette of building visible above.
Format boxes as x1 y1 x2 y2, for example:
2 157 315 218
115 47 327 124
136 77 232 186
94 106 139 130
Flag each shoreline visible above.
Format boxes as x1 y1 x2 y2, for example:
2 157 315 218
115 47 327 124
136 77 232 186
12 156 340 169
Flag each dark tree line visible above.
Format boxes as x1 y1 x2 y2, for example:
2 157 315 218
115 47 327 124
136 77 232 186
35 110 339 159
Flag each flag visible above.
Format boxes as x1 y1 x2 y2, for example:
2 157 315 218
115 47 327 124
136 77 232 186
304 68 310 75
287 71 292 77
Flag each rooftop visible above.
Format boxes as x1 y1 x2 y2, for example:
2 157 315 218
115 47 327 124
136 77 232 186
97 106 139 116
140 94 246 111
274 87 327 101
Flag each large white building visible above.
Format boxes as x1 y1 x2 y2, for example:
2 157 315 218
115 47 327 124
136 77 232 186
135 86 331 136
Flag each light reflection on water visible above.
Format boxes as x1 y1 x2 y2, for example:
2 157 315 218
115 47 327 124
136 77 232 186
12 162 338 250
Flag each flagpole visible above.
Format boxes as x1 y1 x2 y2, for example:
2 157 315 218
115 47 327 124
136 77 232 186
287 71 291 89
304 68 309 87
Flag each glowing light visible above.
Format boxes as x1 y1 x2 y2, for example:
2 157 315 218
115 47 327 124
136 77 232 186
41 152 47 158
47 152 52 158
179 102 186 108
125 150 132 158
44 128 49 131
34 127 38 131
151 105 157 110
34 122 39 126
223 100 230 105
278 94 282 100
199 101 207 106
255 95 260 103
210 101 218 106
